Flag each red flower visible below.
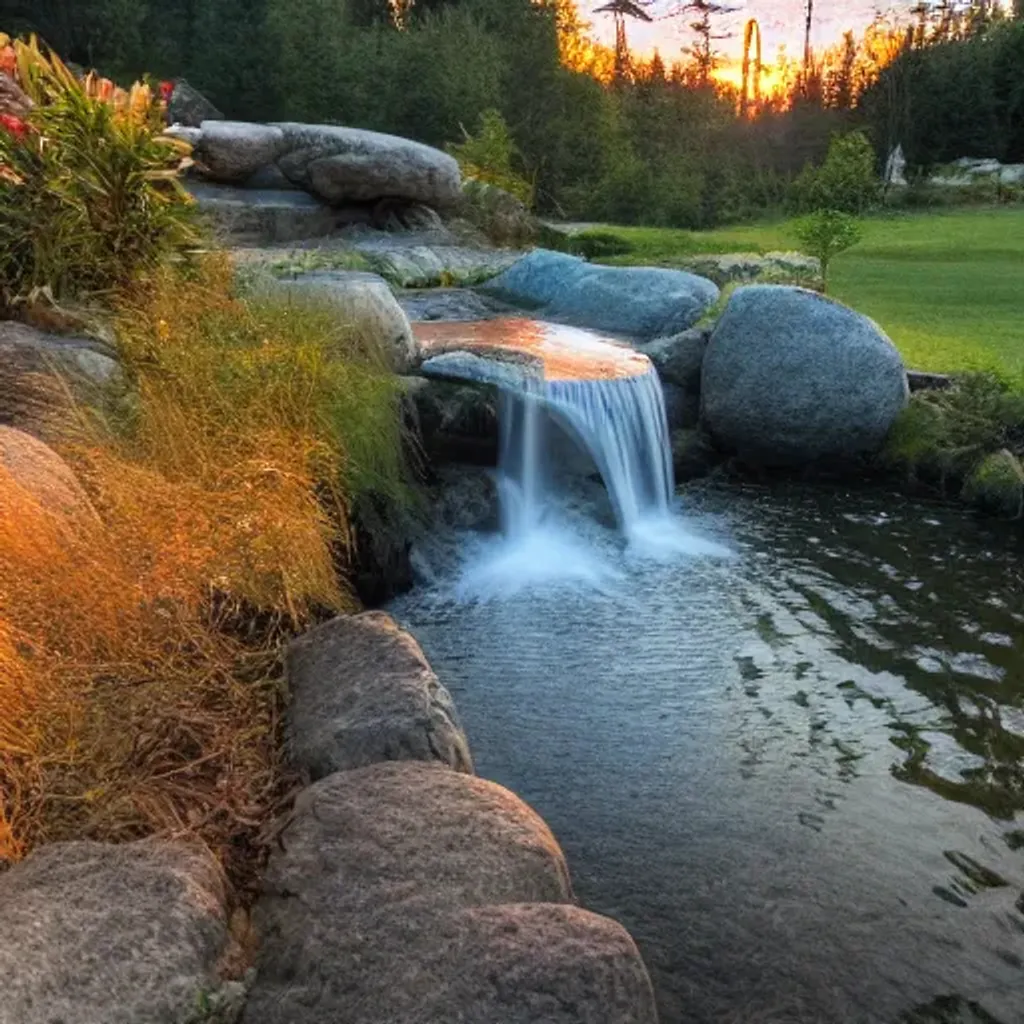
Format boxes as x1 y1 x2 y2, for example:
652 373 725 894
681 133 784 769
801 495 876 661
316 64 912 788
0 113 28 142
159 80 175 103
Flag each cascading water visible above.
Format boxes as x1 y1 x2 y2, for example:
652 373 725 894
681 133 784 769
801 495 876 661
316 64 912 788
498 367 675 540
414 317 728 593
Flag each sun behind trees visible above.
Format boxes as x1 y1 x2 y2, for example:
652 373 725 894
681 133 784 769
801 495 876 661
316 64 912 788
7 1 1023 225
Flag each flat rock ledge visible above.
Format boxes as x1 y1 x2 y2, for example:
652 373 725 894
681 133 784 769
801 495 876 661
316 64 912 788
286 611 473 779
0 839 239 1024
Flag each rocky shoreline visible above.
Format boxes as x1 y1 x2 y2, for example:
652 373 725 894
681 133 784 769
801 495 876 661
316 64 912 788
1 612 658 1024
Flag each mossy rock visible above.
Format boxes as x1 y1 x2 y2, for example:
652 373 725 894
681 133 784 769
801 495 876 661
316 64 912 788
961 450 1024 518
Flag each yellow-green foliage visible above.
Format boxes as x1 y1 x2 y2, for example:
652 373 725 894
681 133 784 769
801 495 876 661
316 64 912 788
448 108 534 207
0 257 411 882
0 35 195 311
882 373 1024 490
962 451 1024 518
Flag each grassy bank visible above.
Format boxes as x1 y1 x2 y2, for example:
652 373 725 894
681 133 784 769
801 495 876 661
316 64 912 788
584 208 1024 384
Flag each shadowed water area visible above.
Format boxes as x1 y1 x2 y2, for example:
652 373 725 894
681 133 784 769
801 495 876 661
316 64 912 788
390 480 1024 1024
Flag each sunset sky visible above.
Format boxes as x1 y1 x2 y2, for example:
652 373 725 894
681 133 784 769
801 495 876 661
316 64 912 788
581 1 914 62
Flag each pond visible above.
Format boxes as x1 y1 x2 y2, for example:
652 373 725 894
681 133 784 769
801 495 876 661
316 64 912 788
390 480 1024 1024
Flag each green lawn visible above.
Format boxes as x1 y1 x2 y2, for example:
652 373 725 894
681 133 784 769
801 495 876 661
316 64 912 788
587 208 1024 382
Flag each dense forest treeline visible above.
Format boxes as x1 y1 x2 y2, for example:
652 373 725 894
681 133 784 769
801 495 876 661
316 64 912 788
2 0 1023 227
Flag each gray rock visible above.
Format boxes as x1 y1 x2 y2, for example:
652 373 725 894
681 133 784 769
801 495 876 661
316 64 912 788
639 328 709 392
482 249 718 340
167 79 223 128
265 271 417 373
0 426 99 526
431 464 500 531
188 182 344 243
661 382 700 430
286 611 473 779
274 122 462 209
0 839 230 1024
907 369 954 392
0 321 122 441
702 286 909 466
195 121 286 183
421 349 539 390
256 761 572 922
245 901 658 1024
671 428 721 482
459 179 540 247
399 286 509 323
350 236 518 288
402 375 499 464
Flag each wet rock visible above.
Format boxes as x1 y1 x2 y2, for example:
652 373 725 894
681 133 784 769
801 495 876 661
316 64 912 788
961 450 1024 518
671 428 721 482
245 901 658 1024
195 121 287 183
431 463 500 531
483 249 718 340
0 320 122 442
702 286 908 467
640 328 709 392
402 375 499 465
166 78 222 128
0 839 230 1024
0 427 98 526
421 349 538 390
907 370 954 392
266 270 417 373
662 383 700 430
286 611 473 779
274 122 462 209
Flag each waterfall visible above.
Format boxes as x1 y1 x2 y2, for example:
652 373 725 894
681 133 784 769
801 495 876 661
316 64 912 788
497 365 675 540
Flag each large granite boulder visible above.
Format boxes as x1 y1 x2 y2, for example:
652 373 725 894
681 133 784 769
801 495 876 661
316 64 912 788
0 321 122 441
264 270 417 373
701 286 909 466
0 426 98 527
255 761 572 922
244 762 655 1024
189 182 345 243
246 900 658 1024
194 121 287 182
482 249 718 340
275 122 462 209
286 611 473 779
0 840 235 1024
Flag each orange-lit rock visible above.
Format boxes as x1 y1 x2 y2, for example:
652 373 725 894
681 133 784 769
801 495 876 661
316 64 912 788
415 317 652 382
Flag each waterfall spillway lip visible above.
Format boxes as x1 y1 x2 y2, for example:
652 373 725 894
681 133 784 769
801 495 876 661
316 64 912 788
415 317 726 592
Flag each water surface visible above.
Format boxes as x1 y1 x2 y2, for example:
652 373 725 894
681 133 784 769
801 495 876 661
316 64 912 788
391 480 1024 1024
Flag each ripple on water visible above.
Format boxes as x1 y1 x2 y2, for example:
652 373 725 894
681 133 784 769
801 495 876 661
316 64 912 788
390 480 1024 1024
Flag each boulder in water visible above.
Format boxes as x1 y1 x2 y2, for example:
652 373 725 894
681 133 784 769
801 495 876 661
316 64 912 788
482 249 718 341
701 285 908 466
286 611 473 779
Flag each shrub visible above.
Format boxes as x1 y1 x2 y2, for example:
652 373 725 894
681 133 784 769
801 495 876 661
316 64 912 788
568 230 635 260
793 130 880 215
448 107 534 207
882 372 1024 490
0 257 412 881
792 209 862 292
0 35 195 314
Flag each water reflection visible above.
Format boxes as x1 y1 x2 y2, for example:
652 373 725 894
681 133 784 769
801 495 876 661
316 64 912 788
391 479 1024 1023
